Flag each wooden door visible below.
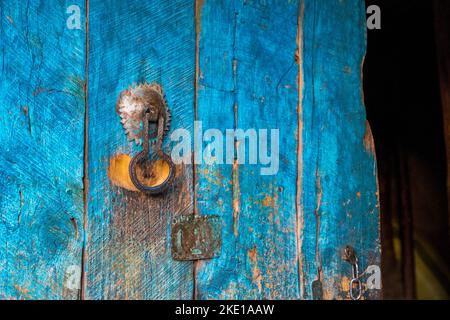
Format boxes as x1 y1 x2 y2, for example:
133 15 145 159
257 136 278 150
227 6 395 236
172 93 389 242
0 0 381 300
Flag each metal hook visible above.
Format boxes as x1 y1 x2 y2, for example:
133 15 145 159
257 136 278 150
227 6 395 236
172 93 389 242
129 111 175 195
344 245 363 300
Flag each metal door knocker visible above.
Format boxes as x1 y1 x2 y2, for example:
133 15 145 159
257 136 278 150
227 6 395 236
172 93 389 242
117 83 175 194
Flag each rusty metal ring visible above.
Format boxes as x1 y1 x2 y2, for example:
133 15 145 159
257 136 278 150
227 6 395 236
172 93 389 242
129 150 175 195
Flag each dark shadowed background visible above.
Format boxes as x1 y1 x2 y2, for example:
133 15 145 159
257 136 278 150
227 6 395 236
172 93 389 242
364 0 449 299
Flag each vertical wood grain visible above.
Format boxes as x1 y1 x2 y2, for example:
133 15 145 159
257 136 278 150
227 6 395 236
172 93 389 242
300 0 381 299
85 0 196 299
195 0 381 300
195 0 302 299
0 0 381 300
0 0 86 299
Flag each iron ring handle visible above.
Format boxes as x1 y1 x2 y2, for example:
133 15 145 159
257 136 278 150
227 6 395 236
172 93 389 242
129 150 175 195
350 278 362 301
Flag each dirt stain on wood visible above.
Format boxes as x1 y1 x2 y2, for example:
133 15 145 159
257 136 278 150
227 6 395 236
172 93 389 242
248 246 262 293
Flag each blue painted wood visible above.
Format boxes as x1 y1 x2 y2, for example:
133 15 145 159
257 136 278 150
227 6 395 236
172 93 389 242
85 0 196 299
299 0 381 299
195 0 302 299
0 0 86 299
0 0 381 300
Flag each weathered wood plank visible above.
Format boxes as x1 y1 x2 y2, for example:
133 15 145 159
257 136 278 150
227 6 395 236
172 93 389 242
0 0 381 300
196 0 380 300
0 0 86 299
195 0 302 299
299 0 381 299
85 0 196 299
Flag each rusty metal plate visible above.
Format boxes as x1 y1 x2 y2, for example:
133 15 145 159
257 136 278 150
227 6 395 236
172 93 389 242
171 215 221 261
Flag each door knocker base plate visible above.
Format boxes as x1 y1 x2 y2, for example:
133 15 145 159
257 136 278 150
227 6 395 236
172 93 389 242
171 215 221 261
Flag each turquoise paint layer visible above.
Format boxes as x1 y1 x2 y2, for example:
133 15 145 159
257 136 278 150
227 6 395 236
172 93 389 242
86 0 196 299
300 0 381 299
0 0 381 300
0 0 86 299
196 0 380 300
195 0 301 299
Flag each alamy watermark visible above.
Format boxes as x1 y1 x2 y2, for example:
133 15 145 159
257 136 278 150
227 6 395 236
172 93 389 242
66 4 381 31
170 122 280 176
367 5 381 30
66 5 81 30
